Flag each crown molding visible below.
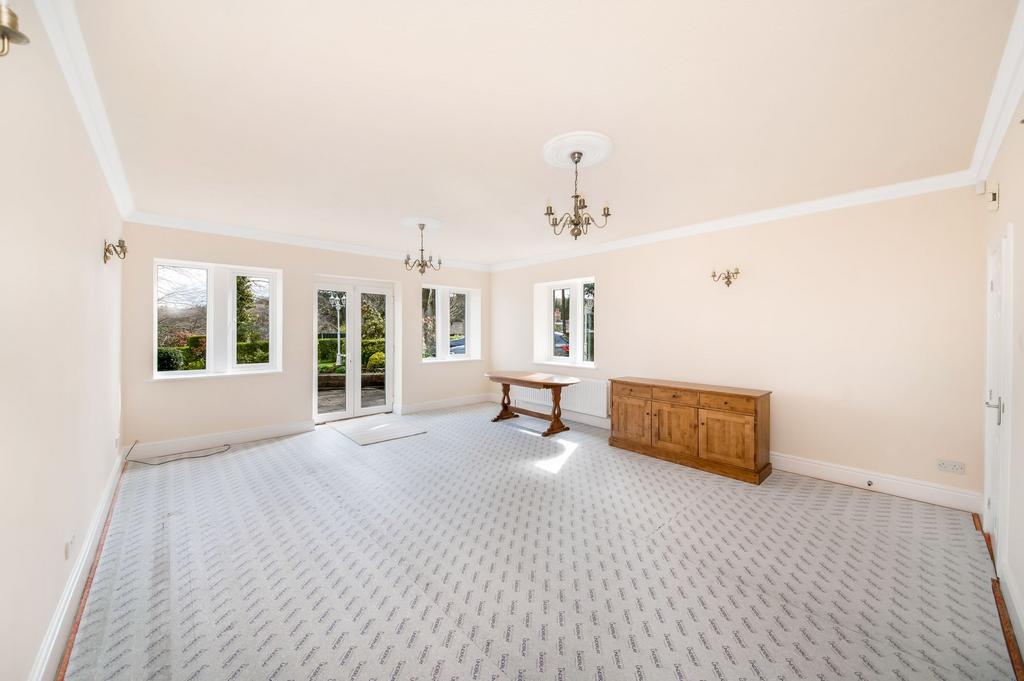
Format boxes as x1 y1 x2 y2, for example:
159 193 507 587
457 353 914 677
491 169 976 271
125 211 492 272
42 0 1023 273
34 0 134 215
969 0 1024 182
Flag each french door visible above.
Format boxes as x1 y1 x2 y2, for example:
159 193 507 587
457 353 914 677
314 279 394 423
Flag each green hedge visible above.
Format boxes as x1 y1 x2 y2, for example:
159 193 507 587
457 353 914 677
237 340 270 364
317 337 385 366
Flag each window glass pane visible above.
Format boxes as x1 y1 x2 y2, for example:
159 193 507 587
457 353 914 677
235 275 271 364
316 290 347 414
156 265 208 372
422 288 437 358
361 292 388 408
552 287 570 357
583 281 595 362
449 292 467 355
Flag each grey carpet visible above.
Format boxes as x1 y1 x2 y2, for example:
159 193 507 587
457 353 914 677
64 403 1013 680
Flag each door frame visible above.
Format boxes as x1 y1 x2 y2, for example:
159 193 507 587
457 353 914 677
984 223 1013 566
313 277 396 423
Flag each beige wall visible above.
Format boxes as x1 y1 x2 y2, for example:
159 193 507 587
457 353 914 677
492 188 986 491
120 223 491 445
981 101 1024 635
0 3 124 679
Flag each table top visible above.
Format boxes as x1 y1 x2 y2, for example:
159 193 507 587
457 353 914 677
485 371 581 389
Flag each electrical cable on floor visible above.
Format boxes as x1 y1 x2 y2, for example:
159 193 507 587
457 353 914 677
123 439 232 466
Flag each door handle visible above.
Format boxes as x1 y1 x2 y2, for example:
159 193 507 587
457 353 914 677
986 396 1003 426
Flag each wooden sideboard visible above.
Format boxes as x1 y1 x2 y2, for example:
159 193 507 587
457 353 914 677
609 377 771 483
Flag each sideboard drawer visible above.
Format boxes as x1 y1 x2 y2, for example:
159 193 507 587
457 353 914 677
652 386 699 406
612 382 652 400
699 392 756 414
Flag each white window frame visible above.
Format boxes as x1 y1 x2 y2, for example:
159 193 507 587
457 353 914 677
422 285 482 362
229 268 282 373
153 259 283 380
533 276 596 368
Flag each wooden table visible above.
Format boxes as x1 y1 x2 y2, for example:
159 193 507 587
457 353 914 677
485 371 581 436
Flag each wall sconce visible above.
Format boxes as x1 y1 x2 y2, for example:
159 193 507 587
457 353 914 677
710 268 740 287
103 239 127 263
0 2 30 57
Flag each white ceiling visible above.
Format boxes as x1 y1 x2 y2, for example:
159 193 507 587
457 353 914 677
72 0 1018 266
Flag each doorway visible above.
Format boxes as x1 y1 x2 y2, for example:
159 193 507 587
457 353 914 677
984 223 1013 564
314 279 394 423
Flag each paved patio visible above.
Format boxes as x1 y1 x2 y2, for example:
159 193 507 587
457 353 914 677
317 386 386 413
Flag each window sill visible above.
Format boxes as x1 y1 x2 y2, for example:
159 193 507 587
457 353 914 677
422 357 483 364
533 360 597 370
151 368 283 382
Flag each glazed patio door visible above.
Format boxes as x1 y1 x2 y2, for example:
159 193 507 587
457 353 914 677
314 280 394 423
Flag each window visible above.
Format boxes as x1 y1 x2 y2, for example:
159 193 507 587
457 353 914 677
154 260 282 378
422 288 437 359
533 277 596 367
422 285 481 361
232 273 273 368
156 265 209 372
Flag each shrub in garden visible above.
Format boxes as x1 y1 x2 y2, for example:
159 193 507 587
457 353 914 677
361 338 385 365
157 347 185 372
366 351 386 372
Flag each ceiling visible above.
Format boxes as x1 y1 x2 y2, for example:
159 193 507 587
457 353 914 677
74 0 1017 266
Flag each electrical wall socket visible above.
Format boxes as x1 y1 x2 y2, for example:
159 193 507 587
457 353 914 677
937 459 965 474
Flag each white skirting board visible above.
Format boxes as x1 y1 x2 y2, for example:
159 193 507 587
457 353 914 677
770 451 983 513
28 453 123 681
997 557 1024 656
126 421 314 460
394 393 495 415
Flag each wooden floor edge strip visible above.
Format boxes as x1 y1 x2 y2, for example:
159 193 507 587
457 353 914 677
993 578 1024 681
974 512 983 532
54 462 126 681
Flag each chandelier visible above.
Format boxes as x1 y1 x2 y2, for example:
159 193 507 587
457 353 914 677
0 2 30 57
544 150 611 240
404 223 441 274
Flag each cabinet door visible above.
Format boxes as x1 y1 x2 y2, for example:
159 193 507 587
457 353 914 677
612 396 651 445
698 409 755 468
652 401 698 458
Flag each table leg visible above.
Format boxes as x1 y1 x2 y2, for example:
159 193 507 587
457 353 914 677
542 385 570 437
492 383 519 422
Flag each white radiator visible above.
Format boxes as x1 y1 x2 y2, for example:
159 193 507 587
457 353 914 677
511 378 609 418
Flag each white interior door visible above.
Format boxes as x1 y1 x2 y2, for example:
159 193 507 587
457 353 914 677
984 224 1013 561
314 280 394 423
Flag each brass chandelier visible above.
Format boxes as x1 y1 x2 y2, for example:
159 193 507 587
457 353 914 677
0 2 30 57
404 223 442 274
544 151 611 240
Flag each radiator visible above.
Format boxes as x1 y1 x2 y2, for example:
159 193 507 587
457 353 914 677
511 378 609 418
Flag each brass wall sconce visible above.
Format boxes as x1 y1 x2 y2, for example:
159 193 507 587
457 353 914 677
103 239 127 263
0 3 30 57
710 268 740 287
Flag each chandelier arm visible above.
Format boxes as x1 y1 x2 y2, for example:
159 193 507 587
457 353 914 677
581 211 609 229
551 213 572 236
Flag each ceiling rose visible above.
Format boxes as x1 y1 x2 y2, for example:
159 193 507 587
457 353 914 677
542 131 612 169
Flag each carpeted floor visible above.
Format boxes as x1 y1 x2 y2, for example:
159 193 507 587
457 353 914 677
64 403 1013 680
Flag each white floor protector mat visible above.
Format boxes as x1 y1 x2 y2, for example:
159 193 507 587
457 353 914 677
331 414 427 445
